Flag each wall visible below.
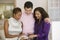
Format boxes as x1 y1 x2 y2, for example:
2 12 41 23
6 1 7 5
15 0 48 12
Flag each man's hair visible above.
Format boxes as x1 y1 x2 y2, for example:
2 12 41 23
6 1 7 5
24 1 33 9
13 7 21 14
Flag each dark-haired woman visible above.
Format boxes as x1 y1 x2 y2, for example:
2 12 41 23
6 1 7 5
4 7 22 40
29 7 50 40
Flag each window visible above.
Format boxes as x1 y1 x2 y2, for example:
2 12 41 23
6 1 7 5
0 4 14 19
48 0 60 21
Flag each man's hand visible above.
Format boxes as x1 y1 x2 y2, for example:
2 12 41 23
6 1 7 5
44 18 50 23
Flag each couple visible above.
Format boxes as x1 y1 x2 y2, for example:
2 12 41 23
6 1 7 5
4 1 50 40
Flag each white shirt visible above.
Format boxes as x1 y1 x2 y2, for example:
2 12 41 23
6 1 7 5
8 17 22 35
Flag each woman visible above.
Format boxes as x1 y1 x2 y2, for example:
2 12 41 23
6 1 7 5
4 7 23 40
29 7 50 40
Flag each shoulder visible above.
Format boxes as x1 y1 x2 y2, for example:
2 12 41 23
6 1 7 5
4 19 9 27
4 19 8 23
4 18 11 24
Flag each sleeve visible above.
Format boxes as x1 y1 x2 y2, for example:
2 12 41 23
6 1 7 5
37 22 50 38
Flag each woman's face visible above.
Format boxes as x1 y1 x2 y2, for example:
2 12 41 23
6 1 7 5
14 12 22 20
35 11 42 19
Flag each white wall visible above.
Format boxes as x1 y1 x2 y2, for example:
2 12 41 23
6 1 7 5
52 21 60 40
15 0 48 12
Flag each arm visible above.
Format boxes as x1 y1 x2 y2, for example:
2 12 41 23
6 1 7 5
21 22 23 32
4 19 19 38
19 22 25 36
37 21 50 38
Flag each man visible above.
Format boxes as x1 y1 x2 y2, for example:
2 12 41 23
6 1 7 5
21 1 34 35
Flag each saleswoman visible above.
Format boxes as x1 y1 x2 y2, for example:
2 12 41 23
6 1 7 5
29 7 50 40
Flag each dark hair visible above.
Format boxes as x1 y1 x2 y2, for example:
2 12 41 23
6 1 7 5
24 1 33 9
13 7 21 15
33 7 49 21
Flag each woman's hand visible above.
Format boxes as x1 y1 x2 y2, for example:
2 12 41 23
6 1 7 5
29 34 37 38
19 33 25 37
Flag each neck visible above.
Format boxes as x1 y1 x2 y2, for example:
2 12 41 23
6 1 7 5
25 12 32 15
13 17 18 21
26 13 31 15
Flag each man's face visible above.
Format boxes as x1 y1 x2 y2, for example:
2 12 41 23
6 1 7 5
24 8 32 15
